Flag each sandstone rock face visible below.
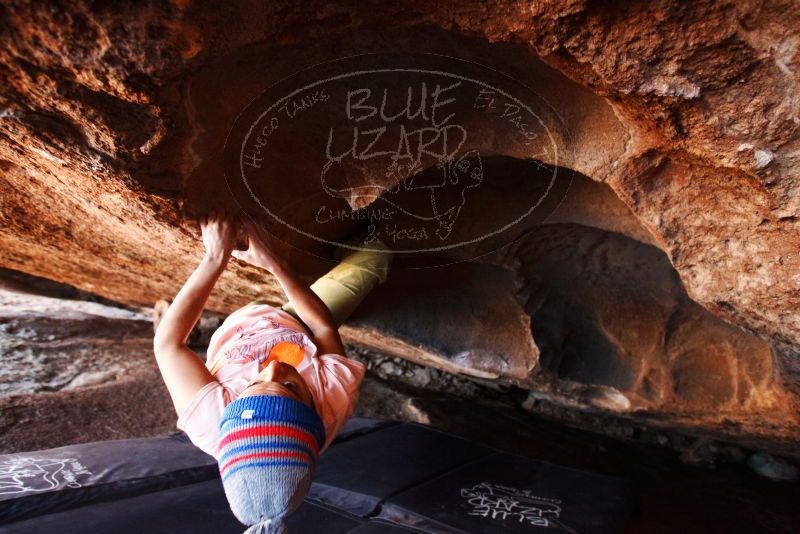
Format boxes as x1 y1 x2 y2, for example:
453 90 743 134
0 283 151 396
1 1 798 447
0 273 175 452
348 262 540 382
510 223 783 412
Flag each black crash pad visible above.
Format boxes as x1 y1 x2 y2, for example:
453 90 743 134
0 417 391 525
309 422 493 516
332 418 398 444
378 451 631 534
0 419 630 533
0 479 363 534
345 522 419 533
0 434 217 523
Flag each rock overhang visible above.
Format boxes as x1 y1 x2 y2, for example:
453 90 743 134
0 0 798 451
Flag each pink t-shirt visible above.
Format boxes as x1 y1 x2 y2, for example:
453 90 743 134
176 304 365 458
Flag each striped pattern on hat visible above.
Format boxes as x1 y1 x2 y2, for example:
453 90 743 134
217 395 325 530
218 395 325 478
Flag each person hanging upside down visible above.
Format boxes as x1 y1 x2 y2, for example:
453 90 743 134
152 212 391 533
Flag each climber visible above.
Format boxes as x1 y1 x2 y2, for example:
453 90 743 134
152 211 391 533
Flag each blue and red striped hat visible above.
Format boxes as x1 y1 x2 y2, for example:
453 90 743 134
217 395 325 533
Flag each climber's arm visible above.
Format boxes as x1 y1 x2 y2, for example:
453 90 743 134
153 213 237 415
268 263 346 356
232 221 345 356
153 256 222 414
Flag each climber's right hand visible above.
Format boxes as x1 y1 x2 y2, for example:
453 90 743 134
200 211 238 262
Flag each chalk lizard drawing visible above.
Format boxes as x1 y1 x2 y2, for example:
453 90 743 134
322 149 483 241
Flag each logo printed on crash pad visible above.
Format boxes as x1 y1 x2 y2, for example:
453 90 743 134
0 457 91 495
460 482 565 529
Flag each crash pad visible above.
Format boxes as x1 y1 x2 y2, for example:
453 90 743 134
0 479 363 534
309 422 492 516
0 434 216 523
379 451 631 533
0 419 631 533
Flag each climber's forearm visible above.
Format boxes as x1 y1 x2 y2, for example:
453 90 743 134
232 219 345 353
152 213 235 415
153 254 224 414
154 254 227 352
270 263 344 354
270 263 336 333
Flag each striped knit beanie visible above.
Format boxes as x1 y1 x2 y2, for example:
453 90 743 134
217 395 326 534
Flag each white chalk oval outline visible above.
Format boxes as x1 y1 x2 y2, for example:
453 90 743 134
234 59 560 254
